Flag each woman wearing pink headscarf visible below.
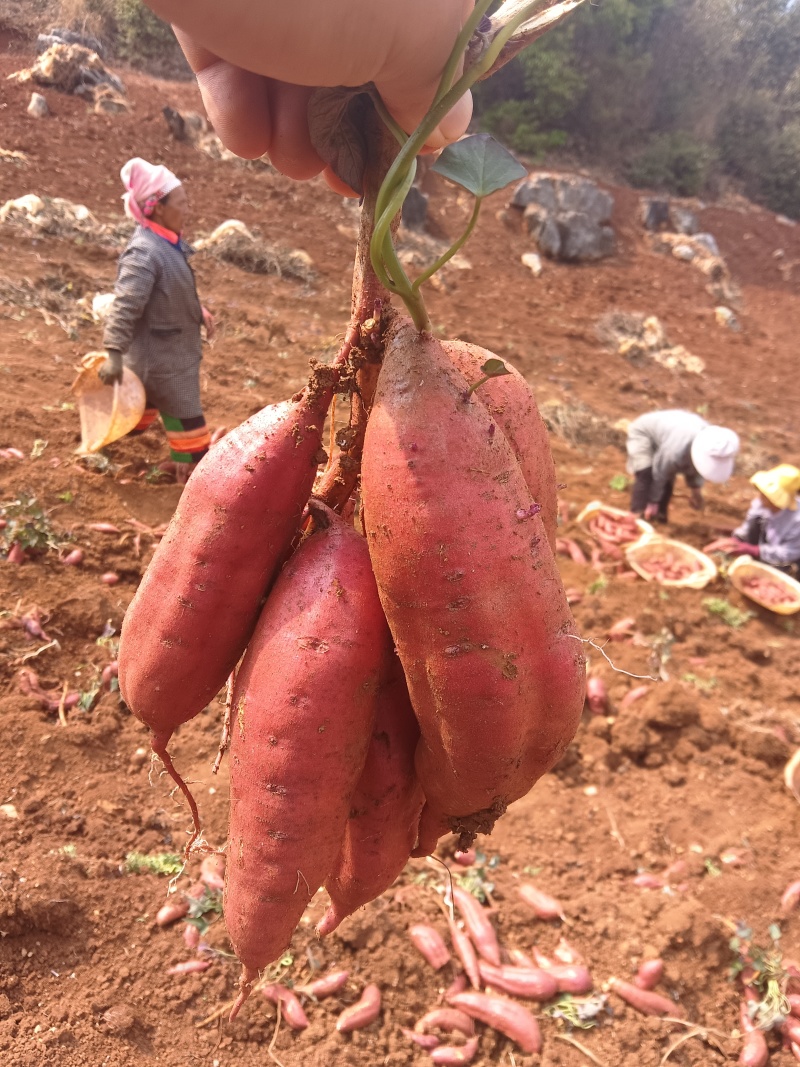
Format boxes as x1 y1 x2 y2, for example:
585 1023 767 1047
100 157 214 482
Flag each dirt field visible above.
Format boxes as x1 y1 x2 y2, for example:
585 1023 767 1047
1 38 800 1067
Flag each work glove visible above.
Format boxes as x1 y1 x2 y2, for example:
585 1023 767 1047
98 350 123 386
733 540 759 559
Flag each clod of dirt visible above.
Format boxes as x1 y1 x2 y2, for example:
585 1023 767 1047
101 1004 137 1035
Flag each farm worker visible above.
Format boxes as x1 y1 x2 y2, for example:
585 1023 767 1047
99 158 214 484
626 410 740 523
142 0 473 189
705 465 800 576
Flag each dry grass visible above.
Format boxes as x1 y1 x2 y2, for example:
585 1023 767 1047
541 399 625 450
204 232 314 284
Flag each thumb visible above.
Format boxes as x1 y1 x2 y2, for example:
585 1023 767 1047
376 71 473 150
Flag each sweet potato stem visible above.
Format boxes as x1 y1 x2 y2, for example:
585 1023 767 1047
315 105 399 512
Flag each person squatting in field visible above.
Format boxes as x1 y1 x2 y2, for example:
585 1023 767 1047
626 409 740 523
706 464 800 577
99 158 214 483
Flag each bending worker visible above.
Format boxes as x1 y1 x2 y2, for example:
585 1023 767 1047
99 157 214 483
706 465 800 576
627 409 740 522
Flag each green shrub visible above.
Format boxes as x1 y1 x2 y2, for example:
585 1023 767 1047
626 132 712 197
478 100 568 160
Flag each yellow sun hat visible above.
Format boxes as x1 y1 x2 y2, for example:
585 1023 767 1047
751 464 800 511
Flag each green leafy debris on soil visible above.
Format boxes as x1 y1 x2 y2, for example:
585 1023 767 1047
124 852 184 876
609 474 630 491
728 920 789 1030
682 672 718 693
0 493 63 553
544 993 610 1030
703 597 754 628
453 852 499 903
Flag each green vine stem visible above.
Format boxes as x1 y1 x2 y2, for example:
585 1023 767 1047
411 198 482 293
369 0 549 330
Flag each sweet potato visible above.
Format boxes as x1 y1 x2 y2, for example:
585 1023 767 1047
295 971 350 1000
448 916 481 989
432 1036 480 1065
608 977 681 1016
261 985 309 1030
361 319 585 855
336 984 382 1032
224 504 387 1016
416 1008 475 1037
452 887 500 966
477 961 558 1000
119 382 334 827
450 992 542 1054
317 657 424 935
444 341 557 551
408 925 451 970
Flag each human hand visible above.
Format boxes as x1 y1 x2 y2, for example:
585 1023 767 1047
689 488 704 511
145 0 474 192
644 503 660 521
732 540 759 559
201 306 215 341
98 351 123 386
703 537 738 554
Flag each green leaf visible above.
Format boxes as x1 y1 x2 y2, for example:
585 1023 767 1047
768 922 782 942
308 86 373 196
481 358 511 379
431 133 527 197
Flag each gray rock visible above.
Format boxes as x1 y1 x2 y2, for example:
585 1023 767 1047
537 217 562 258
27 92 49 118
641 198 671 231
672 243 696 262
557 179 613 225
693 232 720 257
669 204 699 235
402 185 429 231
511 174 558 214
557 213 615 262
38 29 105 57
512 172 615 262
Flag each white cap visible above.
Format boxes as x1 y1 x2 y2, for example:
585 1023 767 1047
690 425 739 483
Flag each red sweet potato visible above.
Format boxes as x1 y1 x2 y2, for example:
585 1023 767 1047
450 992 542 1054
224 505 387 1016
477 961 558 1000
317 657 424 935
361 319 585 855
295 971 350 1000
452 887 501 966
119 383 333 825
336 984 382 1032
408 925 451 970
444 341 557 551
448 916 481 989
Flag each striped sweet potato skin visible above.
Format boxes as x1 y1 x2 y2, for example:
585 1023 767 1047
318 656 424 935
119 388 331 743
362 318 585 855
444 340 558 551
224 506 387 987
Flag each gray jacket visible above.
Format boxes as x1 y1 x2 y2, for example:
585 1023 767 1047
734 497 800 568
626 410 706 502
103 226 204 419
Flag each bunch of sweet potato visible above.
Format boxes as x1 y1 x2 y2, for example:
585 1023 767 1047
118 314 585 1011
